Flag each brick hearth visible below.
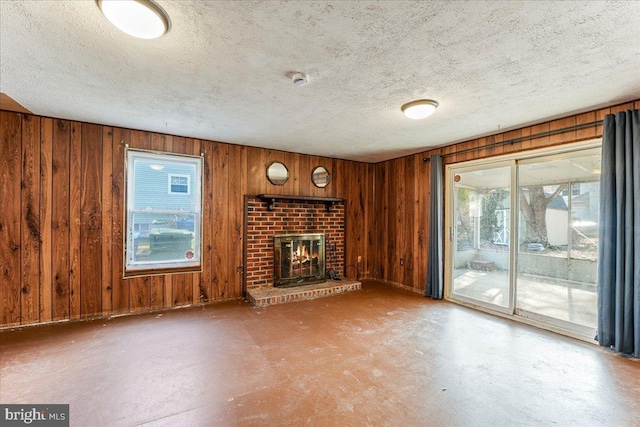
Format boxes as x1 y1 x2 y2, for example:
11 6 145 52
246 279 361 307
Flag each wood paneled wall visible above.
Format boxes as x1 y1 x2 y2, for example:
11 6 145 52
3 99 637 326
371 99 640 292
0 111 374 327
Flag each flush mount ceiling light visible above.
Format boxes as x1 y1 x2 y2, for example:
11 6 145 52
401 99 439 120
97 0 169 39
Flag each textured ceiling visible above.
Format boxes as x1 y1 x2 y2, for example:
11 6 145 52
1 1 639 162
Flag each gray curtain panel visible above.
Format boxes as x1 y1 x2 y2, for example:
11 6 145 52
425 154 443 299
597 109 639 358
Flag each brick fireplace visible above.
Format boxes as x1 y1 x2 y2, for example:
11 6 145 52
244 195 345 292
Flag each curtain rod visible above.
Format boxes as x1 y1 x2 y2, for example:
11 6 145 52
423 120 603 161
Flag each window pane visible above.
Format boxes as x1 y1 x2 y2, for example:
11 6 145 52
570 181 599 261
126 150 202 272
170 175 189 194
130 213 197 264
452 166 511 309
133 162 196 210
170 184 188 193
516 152 600 330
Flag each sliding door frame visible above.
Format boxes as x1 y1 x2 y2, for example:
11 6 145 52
444 139 601 342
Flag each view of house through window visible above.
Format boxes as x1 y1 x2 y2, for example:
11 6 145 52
447 144 601 339
125 149 202 273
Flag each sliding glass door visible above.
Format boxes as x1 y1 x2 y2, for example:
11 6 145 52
446 144 600 339
450 162 513 313
515 150 600 336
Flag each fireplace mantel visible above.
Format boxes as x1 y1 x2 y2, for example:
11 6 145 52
256 194 344 212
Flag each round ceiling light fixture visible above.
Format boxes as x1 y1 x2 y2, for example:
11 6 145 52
401 99 439 120
98 0 169 39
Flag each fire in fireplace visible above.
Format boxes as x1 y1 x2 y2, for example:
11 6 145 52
273 233 325 287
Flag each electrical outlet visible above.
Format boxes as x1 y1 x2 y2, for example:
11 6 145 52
357 256 362 263
400 258 404 266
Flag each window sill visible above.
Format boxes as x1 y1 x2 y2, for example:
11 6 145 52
124 265 202 279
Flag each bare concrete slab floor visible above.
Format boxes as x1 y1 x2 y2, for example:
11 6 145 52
1 280 638 426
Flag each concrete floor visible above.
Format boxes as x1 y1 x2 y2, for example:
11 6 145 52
1 280 638 426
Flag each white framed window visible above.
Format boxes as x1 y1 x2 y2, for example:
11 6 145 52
125 149 203 274
168 174 190 194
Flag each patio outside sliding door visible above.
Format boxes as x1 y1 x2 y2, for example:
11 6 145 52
449 163 514 313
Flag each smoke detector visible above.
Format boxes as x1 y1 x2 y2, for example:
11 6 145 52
291 72 309 87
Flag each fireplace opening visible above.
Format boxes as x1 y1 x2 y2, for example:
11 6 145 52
274 233 325 287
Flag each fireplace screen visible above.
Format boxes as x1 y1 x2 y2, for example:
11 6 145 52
273 233 325 287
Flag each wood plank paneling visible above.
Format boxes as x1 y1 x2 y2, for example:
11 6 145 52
476 137 487 160
69 122 81 319
519 128 532 152
404 155 415 288
101 127 114 314
359 162 370 277
380 162 389 279
529 122 550 149
610 102 634 114
200 140 214 302
415 155 428 292
576 111 597 141
1 97 636 326
111 128 129 314
286 151 299 195
502 129 521 155
298 155 311 195
386 160 400 283
346 161 358 279
550 116 576 145
330 157 341 199
228 144 245 298
493 133 505 156
0 111 22 326
39 118 53 322
246 146 266 195
389 159 406 283
80 123 102 317
211 142 230 300
51 119 71 321
365 163 376 278
21 114 40 324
